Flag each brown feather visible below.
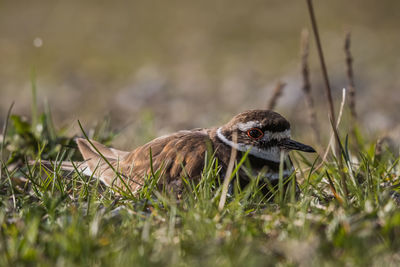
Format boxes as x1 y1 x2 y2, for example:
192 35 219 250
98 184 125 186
75 130 218 194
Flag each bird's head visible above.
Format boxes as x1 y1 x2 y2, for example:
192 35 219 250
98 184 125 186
217 110 315 163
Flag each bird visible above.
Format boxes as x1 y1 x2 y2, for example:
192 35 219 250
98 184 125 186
45 110 315 196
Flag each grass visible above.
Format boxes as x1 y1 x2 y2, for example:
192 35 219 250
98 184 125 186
1 1 399 265
0 100 400 267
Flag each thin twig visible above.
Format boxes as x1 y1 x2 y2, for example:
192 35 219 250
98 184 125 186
329 89 347 158
329 113 349 199
306 0 347 197
300 29 321 147
317 88 346 167
344 32 357 121
306 0 336 124
267 81 286 110
344 32 359 149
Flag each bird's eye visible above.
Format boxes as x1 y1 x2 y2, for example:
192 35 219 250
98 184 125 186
247 128 264 140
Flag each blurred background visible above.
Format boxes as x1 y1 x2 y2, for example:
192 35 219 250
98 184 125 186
1 0 399 147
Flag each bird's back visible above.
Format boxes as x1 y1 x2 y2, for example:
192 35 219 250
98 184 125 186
77 129 215 194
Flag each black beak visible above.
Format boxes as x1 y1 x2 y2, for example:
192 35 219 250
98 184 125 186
279 139 316 153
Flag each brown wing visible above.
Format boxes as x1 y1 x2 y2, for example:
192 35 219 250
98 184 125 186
121 129 213 194
76 130 214 194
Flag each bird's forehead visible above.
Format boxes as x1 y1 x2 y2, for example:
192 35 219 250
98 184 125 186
229 110 290 132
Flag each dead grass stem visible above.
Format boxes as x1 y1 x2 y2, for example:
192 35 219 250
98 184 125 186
300 29 321 148
267 81 286 110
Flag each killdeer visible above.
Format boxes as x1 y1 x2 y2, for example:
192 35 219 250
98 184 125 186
56 110 315 195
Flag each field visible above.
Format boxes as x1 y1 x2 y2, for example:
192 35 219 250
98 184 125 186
1 1 400 266
1 102 399 266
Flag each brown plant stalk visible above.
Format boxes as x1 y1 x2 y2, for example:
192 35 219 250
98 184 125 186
300 29 321 147
344 32 359 150
267 81 286 110
344 32 357 121
306 0 348 198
